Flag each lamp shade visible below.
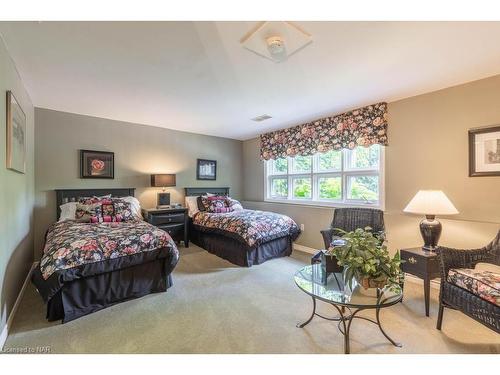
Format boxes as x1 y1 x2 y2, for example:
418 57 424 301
150 174 176 187
403 190 458 216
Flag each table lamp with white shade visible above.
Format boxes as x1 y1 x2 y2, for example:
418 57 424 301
403 190 459 251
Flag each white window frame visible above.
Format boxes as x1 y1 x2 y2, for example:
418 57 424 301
264 146 385 210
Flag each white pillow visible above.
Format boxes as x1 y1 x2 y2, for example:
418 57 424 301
121 196 142 220
227 197 243 211
475 262 500 274
185 196 199 217
59 202 78 221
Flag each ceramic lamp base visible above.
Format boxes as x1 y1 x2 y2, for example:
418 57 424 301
420 215 442 251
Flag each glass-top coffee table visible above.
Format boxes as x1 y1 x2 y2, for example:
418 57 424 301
294 264 403 354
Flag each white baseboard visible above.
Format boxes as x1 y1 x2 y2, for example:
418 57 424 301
293 243 317 255
0 262 37 350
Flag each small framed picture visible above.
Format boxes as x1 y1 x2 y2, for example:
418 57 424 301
6 91 26 174
157 192 171 208
197 159 217 180
469 125 500 177
80 150 114 179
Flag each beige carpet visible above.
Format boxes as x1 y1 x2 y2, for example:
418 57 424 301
4 245 499 354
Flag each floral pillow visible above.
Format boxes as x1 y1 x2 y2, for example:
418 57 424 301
196 195 217 211
75 202 102 222
111 198 134 221
89 198 120 223
201 196 234 213
74 197 134 223
101 199 115 217
78 194 112 205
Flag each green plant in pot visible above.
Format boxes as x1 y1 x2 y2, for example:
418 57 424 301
327 227 403 295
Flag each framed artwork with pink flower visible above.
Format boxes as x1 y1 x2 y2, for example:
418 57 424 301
80 149 114 179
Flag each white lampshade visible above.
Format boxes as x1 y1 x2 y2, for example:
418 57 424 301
403 190 459 216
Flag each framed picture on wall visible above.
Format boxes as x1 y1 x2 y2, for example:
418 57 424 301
469 125 500 177
197 159 217 180
80 150 114 179
6 91 26 174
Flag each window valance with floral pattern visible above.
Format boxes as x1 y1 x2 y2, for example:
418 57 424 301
260 102 388 160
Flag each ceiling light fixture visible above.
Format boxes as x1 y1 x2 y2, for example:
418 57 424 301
251 114 273 122
266 36 286 56
241 21 312 63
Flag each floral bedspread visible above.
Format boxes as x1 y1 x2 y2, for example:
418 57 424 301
193 209 301 247
40 220 179 280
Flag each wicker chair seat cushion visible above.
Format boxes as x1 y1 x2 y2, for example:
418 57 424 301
447 268 500 306
475 262 500 273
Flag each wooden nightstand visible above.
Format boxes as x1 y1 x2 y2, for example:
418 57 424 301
142 207 189 247
400 247 441 317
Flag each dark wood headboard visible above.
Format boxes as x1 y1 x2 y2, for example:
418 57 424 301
55 188 135 218
184 187 230 197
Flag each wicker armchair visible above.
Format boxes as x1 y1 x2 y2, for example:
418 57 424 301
320 207 385 249
436 230 500 333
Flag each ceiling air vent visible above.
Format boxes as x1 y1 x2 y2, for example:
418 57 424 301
251 114 272 122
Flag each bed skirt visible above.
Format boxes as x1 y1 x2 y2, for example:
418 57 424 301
189 223 293 267
33 257 173 323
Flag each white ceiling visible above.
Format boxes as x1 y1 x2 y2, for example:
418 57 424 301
1 21 500 140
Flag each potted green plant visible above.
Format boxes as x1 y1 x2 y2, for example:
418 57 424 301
327 227 403 295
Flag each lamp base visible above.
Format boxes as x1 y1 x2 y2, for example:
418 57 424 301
420 215 442 252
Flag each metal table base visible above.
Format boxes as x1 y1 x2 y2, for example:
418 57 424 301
297 296 402 354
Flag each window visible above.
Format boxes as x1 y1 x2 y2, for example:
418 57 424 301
265 145 384 208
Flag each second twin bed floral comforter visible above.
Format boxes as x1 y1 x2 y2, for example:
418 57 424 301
192 209 301 247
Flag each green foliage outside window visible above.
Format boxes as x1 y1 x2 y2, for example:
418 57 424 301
319 177 341 199
350 145 380 169
271 178 288 197
273 158 287 173
349 176 378 201
293 178 311 198
319 150 341 170
293 156 312 172
268 145 381 203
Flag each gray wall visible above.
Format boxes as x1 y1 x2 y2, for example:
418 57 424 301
35 108 243 258
243 75 500 252
0 39 35 334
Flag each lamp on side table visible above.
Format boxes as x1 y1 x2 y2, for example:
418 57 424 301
403 190 459 251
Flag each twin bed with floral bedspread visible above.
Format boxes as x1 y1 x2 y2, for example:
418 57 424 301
31 188 179 323
193 209 300 248
185 187 301 267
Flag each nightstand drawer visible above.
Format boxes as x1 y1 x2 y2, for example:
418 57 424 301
149 213 185 225
401 251 426 277
158 223 184 237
